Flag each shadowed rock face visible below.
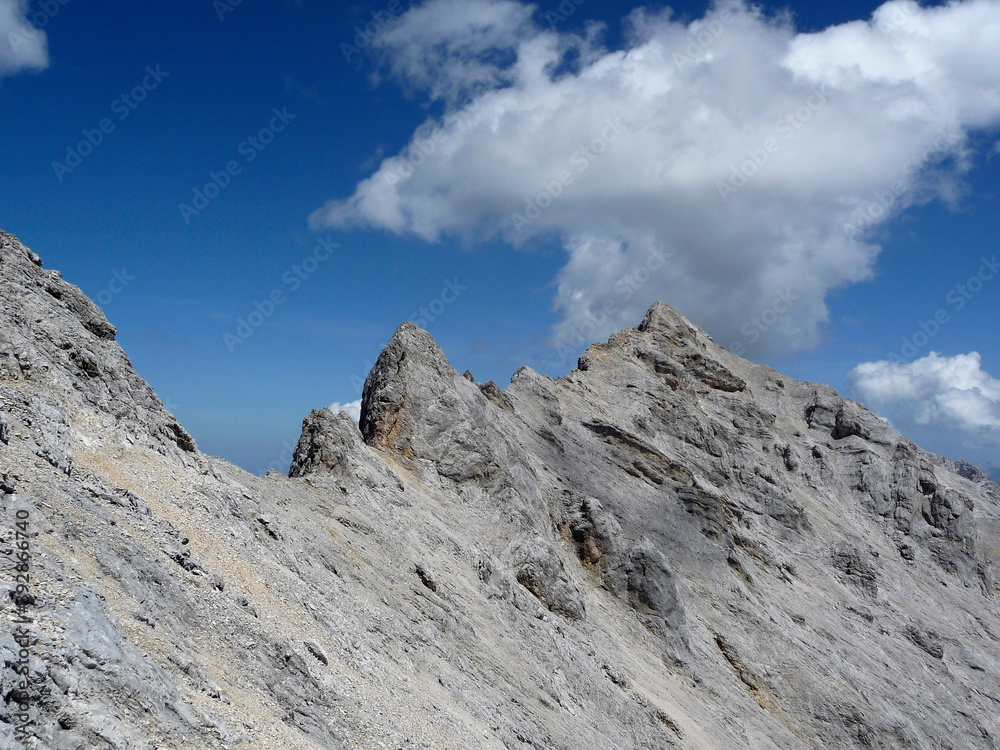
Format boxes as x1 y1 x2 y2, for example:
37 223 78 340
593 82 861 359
2 229 1000 749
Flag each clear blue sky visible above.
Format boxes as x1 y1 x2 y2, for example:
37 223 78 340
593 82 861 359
1 0 998 475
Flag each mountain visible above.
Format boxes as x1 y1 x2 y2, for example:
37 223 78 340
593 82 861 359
2 228 999 749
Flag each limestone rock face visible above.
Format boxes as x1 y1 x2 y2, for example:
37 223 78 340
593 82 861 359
2 230 1000 749
289 408 364 480
0 231 196 459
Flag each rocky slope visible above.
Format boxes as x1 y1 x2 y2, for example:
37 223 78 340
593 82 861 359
1 228 999 749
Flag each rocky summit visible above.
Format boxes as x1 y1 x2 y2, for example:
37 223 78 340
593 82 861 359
1 228 999 750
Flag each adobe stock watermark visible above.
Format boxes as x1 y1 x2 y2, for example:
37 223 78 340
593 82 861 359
382 73 500 189
672 6 737 70
92 268 135 307
259 437 299 476
52 65 169 183
885 255 998 363
727 288 800 356
508 117 625 235
554 245 670 363
880 0 920 32
341 278 468 394
346 356 379 397
178 107 297 224
4 0 71 58
340 0 404 62
409 278 467 329
716 84 830 202
383 113 470 188
540 0 587 26
162 394 182 414
213 0 244 21
223 236 338 353
843 125 962 241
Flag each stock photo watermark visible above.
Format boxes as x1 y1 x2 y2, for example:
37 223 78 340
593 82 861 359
6 495 42 746
673 6 737 70
880 0 920 32
178 107 296 224
51 65 169 183
252 276 467 472
885 255 998 363
259 437 299 476
381 73 501 189
383 114 468 188
4 0 71 57
508 117 625 234
93 268 134 306
213 0 244 21
347 358 378 396
223 236 338 353
540 0 587 26
716 84 830 202
340 0 405 62
409 278 467 329
843 125 963 240
727 288 800 356
554 245 669 363
340 278 467 393
383 118 457 188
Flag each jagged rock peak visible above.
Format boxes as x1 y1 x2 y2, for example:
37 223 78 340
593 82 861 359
357 302 716 454
0 230 196 457
1 230 117 341
359 321 472 450
638 300 706 341
289 407 365 478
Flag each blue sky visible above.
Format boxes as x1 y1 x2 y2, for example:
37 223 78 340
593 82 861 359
1 0 998 476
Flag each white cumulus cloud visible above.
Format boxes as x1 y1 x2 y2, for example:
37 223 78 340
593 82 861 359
849 352 1000 439
329 399 363 423
312 0 1000 357
0 0 49 76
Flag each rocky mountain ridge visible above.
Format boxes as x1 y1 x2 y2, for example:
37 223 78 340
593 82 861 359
1 229 999 749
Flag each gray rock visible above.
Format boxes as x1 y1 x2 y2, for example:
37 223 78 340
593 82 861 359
289 407 366 479
30 397 72 475
509 537 586 620
304 639 329 666
904 624 945 659
626 538 685 635
2 231 1000 750
831 541 879 598
0 231 195 458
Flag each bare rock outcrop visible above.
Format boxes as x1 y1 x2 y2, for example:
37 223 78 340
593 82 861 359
2 230 999 749
0 231 195 462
